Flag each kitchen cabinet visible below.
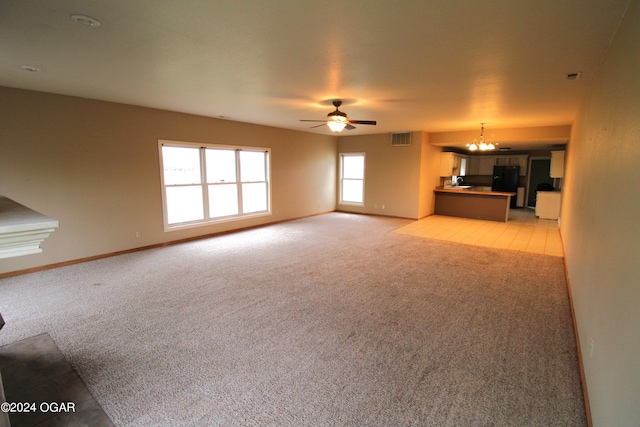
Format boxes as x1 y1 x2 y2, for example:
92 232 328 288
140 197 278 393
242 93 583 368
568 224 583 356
536 191 561 219
494 156 509 166
440 153 468 176
434 188 513 222
477 157 496 175
513 155 529 176
465 155 527 176
550 150 565 178
467 157 479 175
440 153 458 176
468 156 494 175
496 155 528 175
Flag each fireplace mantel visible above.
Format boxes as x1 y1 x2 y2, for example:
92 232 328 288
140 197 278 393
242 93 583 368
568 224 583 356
0 196 59 259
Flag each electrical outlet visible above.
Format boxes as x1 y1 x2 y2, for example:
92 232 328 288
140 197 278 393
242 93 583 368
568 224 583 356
382 205 385 210
135 231 141 238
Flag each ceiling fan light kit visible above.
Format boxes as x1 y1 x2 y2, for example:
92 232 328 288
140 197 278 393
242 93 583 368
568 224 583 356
301 100 376 133
327 117 348 132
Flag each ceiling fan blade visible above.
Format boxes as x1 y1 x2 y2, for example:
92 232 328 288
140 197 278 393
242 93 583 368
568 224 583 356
345 124 356 130
300 119 327 122
309 123 327 129
349 120 377 125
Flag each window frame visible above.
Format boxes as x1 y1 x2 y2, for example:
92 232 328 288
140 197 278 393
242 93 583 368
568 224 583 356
158 140 271 232
339 152 365 206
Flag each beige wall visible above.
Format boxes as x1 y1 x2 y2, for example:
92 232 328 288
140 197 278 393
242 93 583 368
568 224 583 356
429 125 571 148
336 132 440 219
561 1 640 425
0 87 337 274
418 132 442 218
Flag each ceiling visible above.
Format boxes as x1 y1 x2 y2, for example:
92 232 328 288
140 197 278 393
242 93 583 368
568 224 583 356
0 0 631 148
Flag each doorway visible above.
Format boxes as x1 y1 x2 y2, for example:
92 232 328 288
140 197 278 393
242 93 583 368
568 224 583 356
527 158 554 207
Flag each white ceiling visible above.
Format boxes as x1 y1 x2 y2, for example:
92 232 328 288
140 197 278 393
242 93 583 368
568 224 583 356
0 0 630 147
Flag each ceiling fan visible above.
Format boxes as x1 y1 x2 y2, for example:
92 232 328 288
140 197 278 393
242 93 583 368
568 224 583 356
300 100 377 132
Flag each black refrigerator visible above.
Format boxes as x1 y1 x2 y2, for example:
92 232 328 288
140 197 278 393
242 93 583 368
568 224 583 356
492 165 519 208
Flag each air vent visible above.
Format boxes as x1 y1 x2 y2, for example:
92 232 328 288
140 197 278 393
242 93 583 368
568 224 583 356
390 132 411 146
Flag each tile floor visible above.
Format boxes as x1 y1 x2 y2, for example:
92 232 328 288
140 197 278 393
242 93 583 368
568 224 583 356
394 208 564 257
0 333 114 427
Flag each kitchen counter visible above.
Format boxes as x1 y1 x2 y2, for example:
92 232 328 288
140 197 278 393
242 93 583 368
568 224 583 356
535 190 561 220
435 187 516 197
434 187 515 222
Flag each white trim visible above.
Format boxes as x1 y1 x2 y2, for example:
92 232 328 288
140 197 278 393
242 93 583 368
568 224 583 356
338 152 365 206
158 140 271 232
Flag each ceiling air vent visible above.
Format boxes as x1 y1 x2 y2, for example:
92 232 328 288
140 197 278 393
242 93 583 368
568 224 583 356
390 132 411 146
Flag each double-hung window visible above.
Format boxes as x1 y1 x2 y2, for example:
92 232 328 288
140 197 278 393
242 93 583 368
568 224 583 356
339 153 365 205
159 140 270 230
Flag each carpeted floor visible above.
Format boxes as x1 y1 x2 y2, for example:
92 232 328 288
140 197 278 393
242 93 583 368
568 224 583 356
0 213 586 426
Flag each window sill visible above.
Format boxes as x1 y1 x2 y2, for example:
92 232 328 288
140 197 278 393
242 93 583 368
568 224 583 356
164 211 272 232
338 202 364 207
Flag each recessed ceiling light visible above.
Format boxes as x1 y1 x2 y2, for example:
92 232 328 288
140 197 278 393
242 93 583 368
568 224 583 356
70 14 101 27
21 65 41 72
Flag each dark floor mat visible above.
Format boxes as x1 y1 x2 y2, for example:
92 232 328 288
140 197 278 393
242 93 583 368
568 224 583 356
0 333 113 427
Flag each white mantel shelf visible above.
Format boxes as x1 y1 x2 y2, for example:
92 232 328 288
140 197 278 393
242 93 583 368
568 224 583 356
0 196 59 259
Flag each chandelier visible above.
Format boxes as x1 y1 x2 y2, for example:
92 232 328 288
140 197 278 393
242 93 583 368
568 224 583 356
467 123 496 151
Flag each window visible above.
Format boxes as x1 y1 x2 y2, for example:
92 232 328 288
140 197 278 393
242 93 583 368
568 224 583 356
159 141 270 230
340 153 365 205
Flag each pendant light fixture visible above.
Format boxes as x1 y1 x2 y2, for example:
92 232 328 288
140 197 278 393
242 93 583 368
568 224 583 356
467 123 496 151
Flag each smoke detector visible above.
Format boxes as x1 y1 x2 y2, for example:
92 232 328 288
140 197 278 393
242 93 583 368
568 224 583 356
70 14 101 27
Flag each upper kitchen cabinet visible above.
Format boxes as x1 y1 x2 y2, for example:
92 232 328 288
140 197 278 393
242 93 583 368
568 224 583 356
448 153 529 176
495 155 528 175
440 152 468 176
467 156 496 175
478 156 497 175
550 150 565 178
466 155 526 176
467 157 478 175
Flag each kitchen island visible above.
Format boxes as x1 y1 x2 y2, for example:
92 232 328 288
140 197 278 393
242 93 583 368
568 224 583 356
434 187 515 222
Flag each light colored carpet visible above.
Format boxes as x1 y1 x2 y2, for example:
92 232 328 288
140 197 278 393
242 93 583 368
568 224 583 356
0 213 586 426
